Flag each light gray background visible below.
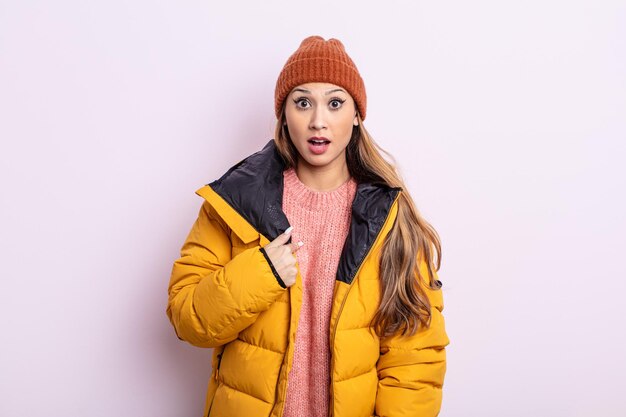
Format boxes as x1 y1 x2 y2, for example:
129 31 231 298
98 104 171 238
1 1 625 416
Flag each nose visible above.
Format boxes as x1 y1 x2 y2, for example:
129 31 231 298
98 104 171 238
309 106 327 131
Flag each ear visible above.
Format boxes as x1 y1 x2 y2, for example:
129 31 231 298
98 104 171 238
353 113 359 126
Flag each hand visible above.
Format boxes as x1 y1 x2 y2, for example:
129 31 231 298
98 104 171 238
262 226 302 287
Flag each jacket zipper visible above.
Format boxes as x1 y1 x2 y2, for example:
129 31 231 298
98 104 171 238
328 193 400 417
328 279 355 417
275 351 290 416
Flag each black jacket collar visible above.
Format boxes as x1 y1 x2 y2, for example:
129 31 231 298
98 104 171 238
209 139 400 284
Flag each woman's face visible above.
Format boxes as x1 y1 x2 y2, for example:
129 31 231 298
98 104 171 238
284 82 358 172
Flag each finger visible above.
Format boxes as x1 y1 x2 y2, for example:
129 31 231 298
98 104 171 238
266 226 293 248
289 240 304 253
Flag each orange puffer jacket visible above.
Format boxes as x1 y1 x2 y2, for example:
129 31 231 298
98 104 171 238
166 140 449 417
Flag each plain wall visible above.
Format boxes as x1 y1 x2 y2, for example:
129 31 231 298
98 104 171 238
1 1 625 416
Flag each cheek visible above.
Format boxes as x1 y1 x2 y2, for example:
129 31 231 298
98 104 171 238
337 114 355 136
338 104 356 132
285 112 306 135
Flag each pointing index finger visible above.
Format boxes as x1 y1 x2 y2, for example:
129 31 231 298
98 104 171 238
266 226 293 248
290 240 304 253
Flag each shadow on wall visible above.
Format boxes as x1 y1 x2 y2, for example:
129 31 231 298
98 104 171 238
137 233 214 415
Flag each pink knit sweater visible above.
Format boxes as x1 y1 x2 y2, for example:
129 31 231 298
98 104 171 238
281 167 357 417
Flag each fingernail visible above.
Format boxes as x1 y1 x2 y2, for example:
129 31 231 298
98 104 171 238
297 241 304 247
284 226 293 234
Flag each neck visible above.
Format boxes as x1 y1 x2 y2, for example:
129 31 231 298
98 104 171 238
294 157 350 192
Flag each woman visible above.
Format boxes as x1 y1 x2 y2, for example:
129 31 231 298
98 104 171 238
167 35 449 417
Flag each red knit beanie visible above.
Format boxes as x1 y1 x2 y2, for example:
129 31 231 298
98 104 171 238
274 35 367 120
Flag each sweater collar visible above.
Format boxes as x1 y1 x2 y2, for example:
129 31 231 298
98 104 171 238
282 167 357 213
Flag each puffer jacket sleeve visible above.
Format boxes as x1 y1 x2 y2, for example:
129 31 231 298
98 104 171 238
375 261 450 417
166 200 286 348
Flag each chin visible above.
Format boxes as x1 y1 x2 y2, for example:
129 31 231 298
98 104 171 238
301 153 343 169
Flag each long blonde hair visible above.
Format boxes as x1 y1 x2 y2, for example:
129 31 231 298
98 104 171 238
274 106 443 337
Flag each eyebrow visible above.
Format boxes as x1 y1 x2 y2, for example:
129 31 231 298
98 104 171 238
292 87 347 95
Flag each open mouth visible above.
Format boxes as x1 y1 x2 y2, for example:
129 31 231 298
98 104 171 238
308 138 330 145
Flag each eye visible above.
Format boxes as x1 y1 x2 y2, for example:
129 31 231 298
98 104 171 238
329 98 345 110
293 97 311 110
